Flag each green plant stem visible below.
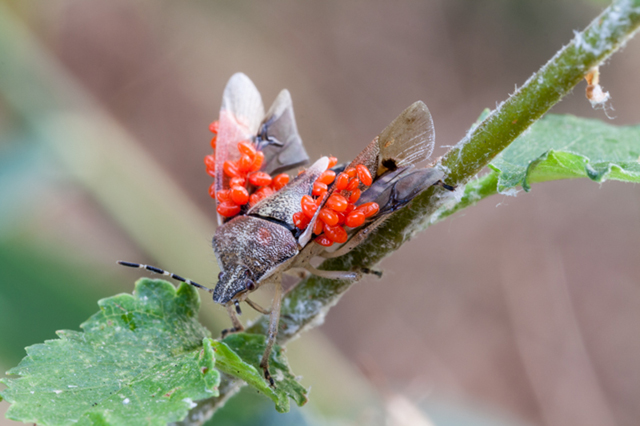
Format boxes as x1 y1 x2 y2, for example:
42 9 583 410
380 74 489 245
432 171 500 222
186 0 640 422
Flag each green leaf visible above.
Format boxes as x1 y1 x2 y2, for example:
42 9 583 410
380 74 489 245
434 114 640 222
0 279 219 426
490 114 640 192
212 333 308 413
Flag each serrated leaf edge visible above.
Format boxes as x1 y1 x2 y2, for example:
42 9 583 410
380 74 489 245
492 148 640 193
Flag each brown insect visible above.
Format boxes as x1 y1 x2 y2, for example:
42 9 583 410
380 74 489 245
119 73 452 386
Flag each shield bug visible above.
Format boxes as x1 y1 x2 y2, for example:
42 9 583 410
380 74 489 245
119 73 452 387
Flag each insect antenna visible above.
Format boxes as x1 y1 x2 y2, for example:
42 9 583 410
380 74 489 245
117 261 213 293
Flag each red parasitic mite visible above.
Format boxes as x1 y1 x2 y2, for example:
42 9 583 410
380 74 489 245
317 170 336 185
345 210 366 228
318 208 339 227
271 173 290 191
356 164 373 186
312 181 328 197
335 172 349 190
301 195 318 218
230 186 250 205
118 73 454 387
325 194 349 212
248 171 272 187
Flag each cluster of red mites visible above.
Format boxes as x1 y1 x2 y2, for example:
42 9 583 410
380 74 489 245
205 121 379 247
293 163 379 247
204 121 290 217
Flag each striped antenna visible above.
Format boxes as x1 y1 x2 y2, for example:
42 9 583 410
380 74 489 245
117 261 213 293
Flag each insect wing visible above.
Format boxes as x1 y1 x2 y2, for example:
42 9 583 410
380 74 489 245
248 156 329 240
349 101 435 179
376 100 435 172
215 73 265 224
258 89 309 175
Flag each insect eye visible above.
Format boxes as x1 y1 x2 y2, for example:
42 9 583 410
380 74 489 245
218 271 224 280
245 280 257 291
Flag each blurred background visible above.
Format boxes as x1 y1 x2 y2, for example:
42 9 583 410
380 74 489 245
1 0 639 425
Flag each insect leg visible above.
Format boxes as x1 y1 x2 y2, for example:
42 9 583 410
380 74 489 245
221 303 245 339
245 298 272 315
304 265 360 281
117 261 213 293
260 278 283 387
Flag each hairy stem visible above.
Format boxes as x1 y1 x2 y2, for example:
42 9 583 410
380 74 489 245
431 171 500 222
183 1 640 422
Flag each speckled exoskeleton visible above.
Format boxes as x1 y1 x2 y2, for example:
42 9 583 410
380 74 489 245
119 73 452 386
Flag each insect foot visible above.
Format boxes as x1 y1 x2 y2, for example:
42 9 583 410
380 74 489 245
360 267 383 278
220 326 243 339
261 360 276 388
260 357 276 389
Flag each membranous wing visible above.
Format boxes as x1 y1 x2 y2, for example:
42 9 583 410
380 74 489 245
356 101 439 213
215 73 265 224
349 101 435 178
256 89 309 176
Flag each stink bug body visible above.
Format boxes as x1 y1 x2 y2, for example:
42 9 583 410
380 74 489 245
119 73 452 386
